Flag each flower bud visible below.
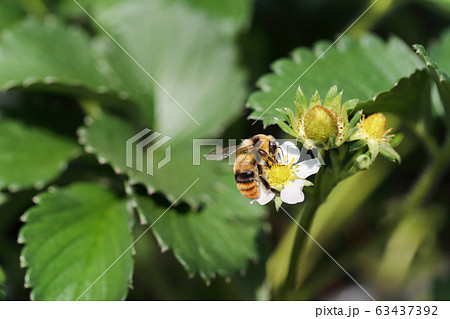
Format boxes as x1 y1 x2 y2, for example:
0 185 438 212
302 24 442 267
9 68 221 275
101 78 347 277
303 106 339 144
276 86 361 150
355 154 372 170
350 113 401 163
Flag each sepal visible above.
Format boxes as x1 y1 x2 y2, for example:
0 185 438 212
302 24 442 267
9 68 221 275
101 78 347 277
295 86 309 117
274 117 297 138
329 91 343 114
380 143 401 163
274 196 283 211
349 139 367 151
310 90 322 107
323 85 338 108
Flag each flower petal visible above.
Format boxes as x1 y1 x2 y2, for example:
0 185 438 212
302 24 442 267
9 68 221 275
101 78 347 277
279 141 300 164
250 183 275 205
280 180 305 204
295 158 321 179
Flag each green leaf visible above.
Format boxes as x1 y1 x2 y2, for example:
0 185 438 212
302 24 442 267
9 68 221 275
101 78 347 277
430 28 450 72
134 172 264 280
75 0 253 36
414 30 450 125
0 1 24 31
80 110 234 208
94 0 247 141
19 183 133 300
356 69 431 122
0 119 80 191
169 0 254 36
57 0 124 19
81 108 266 279
79 0 248 206
0 18 112 97
248 35 424 126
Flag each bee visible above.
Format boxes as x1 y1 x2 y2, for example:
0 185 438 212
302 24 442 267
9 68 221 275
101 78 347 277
205 134 281 199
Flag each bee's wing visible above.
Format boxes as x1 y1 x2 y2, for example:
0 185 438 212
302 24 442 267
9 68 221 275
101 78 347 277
204 145 248 161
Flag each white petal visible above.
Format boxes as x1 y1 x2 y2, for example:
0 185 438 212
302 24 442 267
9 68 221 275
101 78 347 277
280 180 305 204
279 141 300 164
251 184 275 205
295 158 321 179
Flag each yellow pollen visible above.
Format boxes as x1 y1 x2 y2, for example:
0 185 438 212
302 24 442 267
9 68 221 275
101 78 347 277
266 162 296 188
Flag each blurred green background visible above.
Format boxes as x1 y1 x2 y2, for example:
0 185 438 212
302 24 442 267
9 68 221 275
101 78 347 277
0 0 449 301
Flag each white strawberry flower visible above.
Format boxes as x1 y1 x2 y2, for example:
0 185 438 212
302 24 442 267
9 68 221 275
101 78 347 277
252 141 321 209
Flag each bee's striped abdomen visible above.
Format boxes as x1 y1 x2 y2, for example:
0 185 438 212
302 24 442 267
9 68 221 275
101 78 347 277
235 171 259 199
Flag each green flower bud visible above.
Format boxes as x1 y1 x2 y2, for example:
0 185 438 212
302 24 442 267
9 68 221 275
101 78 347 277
350 113 401 163
355 154 372 170
303 106 339 145
277 85 362 149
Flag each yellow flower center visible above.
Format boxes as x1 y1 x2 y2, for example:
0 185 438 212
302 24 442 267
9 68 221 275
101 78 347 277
303 106 339 144
360 113 387 140
265 157 297 189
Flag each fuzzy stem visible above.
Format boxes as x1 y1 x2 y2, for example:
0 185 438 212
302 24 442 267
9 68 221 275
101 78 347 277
278 147 362 298
281 168 325 295
402 140 450 212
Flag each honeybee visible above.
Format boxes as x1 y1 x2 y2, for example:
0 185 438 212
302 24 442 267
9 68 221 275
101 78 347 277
205 134 281 199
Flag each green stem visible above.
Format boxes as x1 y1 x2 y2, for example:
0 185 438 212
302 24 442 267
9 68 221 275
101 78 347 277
281 168 324 295
411 122 440 158
348 0 402 38
277 145 374 298
402 140 450 212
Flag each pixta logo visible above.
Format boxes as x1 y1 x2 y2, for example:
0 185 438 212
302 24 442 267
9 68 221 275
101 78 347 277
126 129 172 176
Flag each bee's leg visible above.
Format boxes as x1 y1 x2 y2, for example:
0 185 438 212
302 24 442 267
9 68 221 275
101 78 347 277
257 164 263 175
257 149 277 165
259 173 281 196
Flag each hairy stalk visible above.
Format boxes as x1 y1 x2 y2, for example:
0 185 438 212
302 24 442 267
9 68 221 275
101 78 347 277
280 168 325 296
402 139 450 213
278 145 368 298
